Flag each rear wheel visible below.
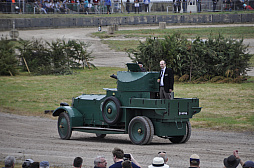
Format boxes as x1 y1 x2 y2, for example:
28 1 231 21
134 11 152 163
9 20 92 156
58 112 72 140
128 116 151 145
143 116 154 145
169 121 191 143
96 133 106 138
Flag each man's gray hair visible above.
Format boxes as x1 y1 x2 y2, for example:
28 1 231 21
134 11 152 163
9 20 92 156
94 156 105 167
5 156 16 168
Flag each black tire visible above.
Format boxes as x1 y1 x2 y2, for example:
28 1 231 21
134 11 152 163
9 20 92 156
169 121 191 143
96 133 106 138
143 116 154 145
128 116 151 145
58 112 72 140
102 96 122 125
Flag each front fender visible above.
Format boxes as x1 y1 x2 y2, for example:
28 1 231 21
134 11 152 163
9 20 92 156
53 106 83 127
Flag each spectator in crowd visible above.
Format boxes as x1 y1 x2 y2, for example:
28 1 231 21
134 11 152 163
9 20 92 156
39 161 49 168
138 0 142 12
104 0 111 14
148 157 168 168
30 162 40 168
93 0 100 13
63 0 70 13
158 152 169 168
157 60 174 99
243 161 254 168
34 0 47 14
143 0 150 12
134 0 139 14
82 0 89 14
173 0 180 13
109 147 141 168
94 156 107 168
197 0 201 12
224 150 245 168
224 0 232 10
121 160 132 168
4 156 16 168
189 154 200 168
224 155 240 168
243 3 254 10
182 0 187 12
73 157 83 168
126 0 130 13
22 159 34 168
212 0 218 11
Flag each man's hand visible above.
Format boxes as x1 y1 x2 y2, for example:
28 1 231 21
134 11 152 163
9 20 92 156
157 79 160 83
169 89 173 92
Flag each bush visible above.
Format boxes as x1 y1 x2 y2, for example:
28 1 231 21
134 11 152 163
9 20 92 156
127 33 251 81
15 38 95 75
0 37 18 76
179 74 189 82
211 76 225 83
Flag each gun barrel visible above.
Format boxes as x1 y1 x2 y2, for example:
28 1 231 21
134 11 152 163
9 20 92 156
110 74 117 79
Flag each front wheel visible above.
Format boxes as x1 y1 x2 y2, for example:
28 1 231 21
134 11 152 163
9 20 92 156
58 112 72 140
169 121 191 144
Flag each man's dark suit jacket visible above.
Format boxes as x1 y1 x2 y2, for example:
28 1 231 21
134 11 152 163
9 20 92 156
158 67 174 93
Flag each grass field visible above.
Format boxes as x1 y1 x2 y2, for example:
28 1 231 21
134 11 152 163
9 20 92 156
94 26 254 55
0 67 253 132
95 26 254 40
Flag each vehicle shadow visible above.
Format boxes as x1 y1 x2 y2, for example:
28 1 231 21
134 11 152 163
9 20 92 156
70 136 174 145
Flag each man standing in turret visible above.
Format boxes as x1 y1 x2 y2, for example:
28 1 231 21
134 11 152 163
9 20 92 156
157 60 174 99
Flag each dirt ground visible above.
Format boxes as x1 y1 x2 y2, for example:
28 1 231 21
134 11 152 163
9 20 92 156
0 112 253 168
0 24 254 168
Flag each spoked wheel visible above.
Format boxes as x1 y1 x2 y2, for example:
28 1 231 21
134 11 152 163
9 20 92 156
58 112 72 140
128 116 153 145
169 121 191 144
102 96 122 125
96 133 106 138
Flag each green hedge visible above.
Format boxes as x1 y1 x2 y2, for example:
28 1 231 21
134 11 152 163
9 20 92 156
128 33 252 81
0 37 18 76
14 38 95 75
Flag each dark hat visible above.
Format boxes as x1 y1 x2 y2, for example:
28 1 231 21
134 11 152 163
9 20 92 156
243 161 254 168
137 61 143 65
224 155 240 168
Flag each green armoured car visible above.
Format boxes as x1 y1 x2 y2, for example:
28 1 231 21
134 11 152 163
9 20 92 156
53 63 201 145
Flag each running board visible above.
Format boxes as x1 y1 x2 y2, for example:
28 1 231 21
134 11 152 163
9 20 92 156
72 126 126 133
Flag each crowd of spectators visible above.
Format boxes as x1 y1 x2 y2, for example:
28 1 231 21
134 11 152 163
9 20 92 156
0 0 148 14
2 149 254 168
0 0 253 14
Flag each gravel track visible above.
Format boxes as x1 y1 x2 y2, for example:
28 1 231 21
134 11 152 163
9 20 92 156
0 112 253 168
